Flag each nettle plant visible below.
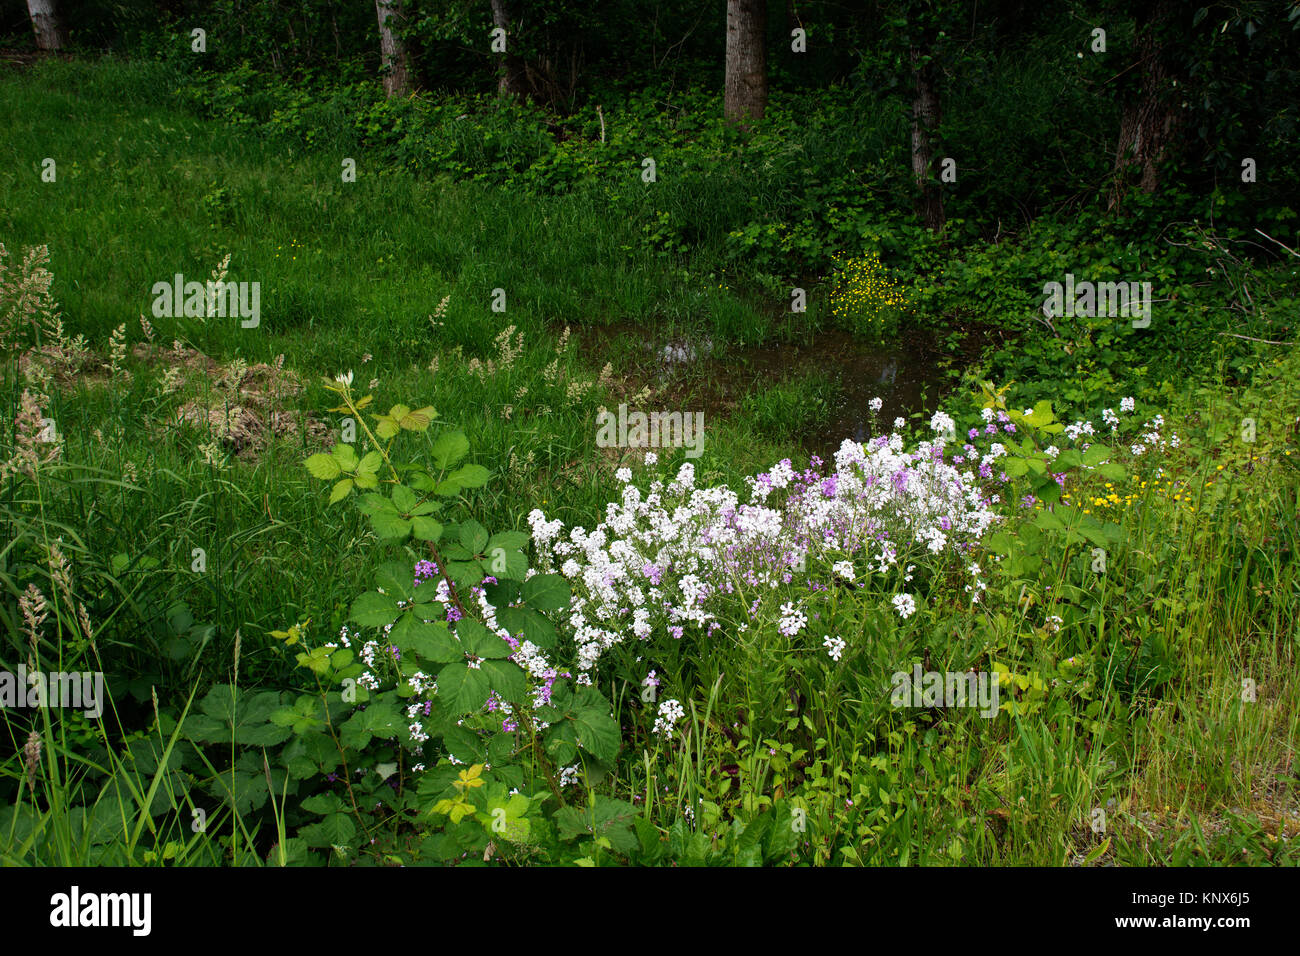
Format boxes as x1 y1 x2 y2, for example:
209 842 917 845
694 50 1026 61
261 373 628 864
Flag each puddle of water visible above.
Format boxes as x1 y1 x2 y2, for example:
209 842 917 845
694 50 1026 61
659 339 715 367
575 323 964 463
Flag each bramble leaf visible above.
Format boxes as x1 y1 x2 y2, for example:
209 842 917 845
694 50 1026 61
305 453 341 480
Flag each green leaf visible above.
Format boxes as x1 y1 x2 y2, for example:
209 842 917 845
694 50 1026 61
357 451 382 475
338 711 373 750
440 541 472 560
296 646 333 675
332 444 360 471
162 633 190 660
367 708 406 741
411 516 443 542
212 752 277 816
448 464 490 489
374 561 416 602
351 694 403 741
482 792 531 843
369 510 413 541
984 532 1016 555
434 478 463 497
446 560 484 592
375 413 401 440
431 430 470 470
457 619 511 659
554 796 636 852
1078 521 1111 549
483 660 526 702
269 707 299 728
460 519 490 555
186 685 291 747
572 706 621 765
1084 838 1110 864
544 721 578 766
391 613 460 663
301 792 345 816
485 579 523 607
350 591 401 628
523 573 570 612
553 805 590 842
328 479 354 504
484 547 528 582
1023 401 1055 427
301 812 356 848
391 484 419 514
437 663 492 715
281 733 341 778
443 726 486 764
356 493 390 516
412 575 445 605
1081 444 1112 467
401 406 436 432
305 453 341 480
487 531 530 552
1033 509 1065 533
1054 449 1083 470
496 605 557 649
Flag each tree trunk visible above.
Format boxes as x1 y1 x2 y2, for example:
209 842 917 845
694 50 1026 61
374 0 412 98
26 0 68 51
910 45 945 232
490 0 529 99
725 0 767 128
1109 0 1183 209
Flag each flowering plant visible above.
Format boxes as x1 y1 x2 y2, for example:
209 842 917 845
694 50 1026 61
272 378 636 864
526 412 1005 731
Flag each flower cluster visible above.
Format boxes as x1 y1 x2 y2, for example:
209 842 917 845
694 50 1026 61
822 634 847 662
827 251 908 337
653 699 686 739
527 417 1001 678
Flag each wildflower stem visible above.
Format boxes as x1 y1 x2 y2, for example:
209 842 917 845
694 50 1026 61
311 670 375 843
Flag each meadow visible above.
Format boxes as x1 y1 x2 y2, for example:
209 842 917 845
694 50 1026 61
2 49 1298 867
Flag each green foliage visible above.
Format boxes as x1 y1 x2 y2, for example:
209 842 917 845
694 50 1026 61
3 21 1299 866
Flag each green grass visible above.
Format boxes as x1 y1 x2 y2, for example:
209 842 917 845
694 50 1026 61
0 57 785 354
